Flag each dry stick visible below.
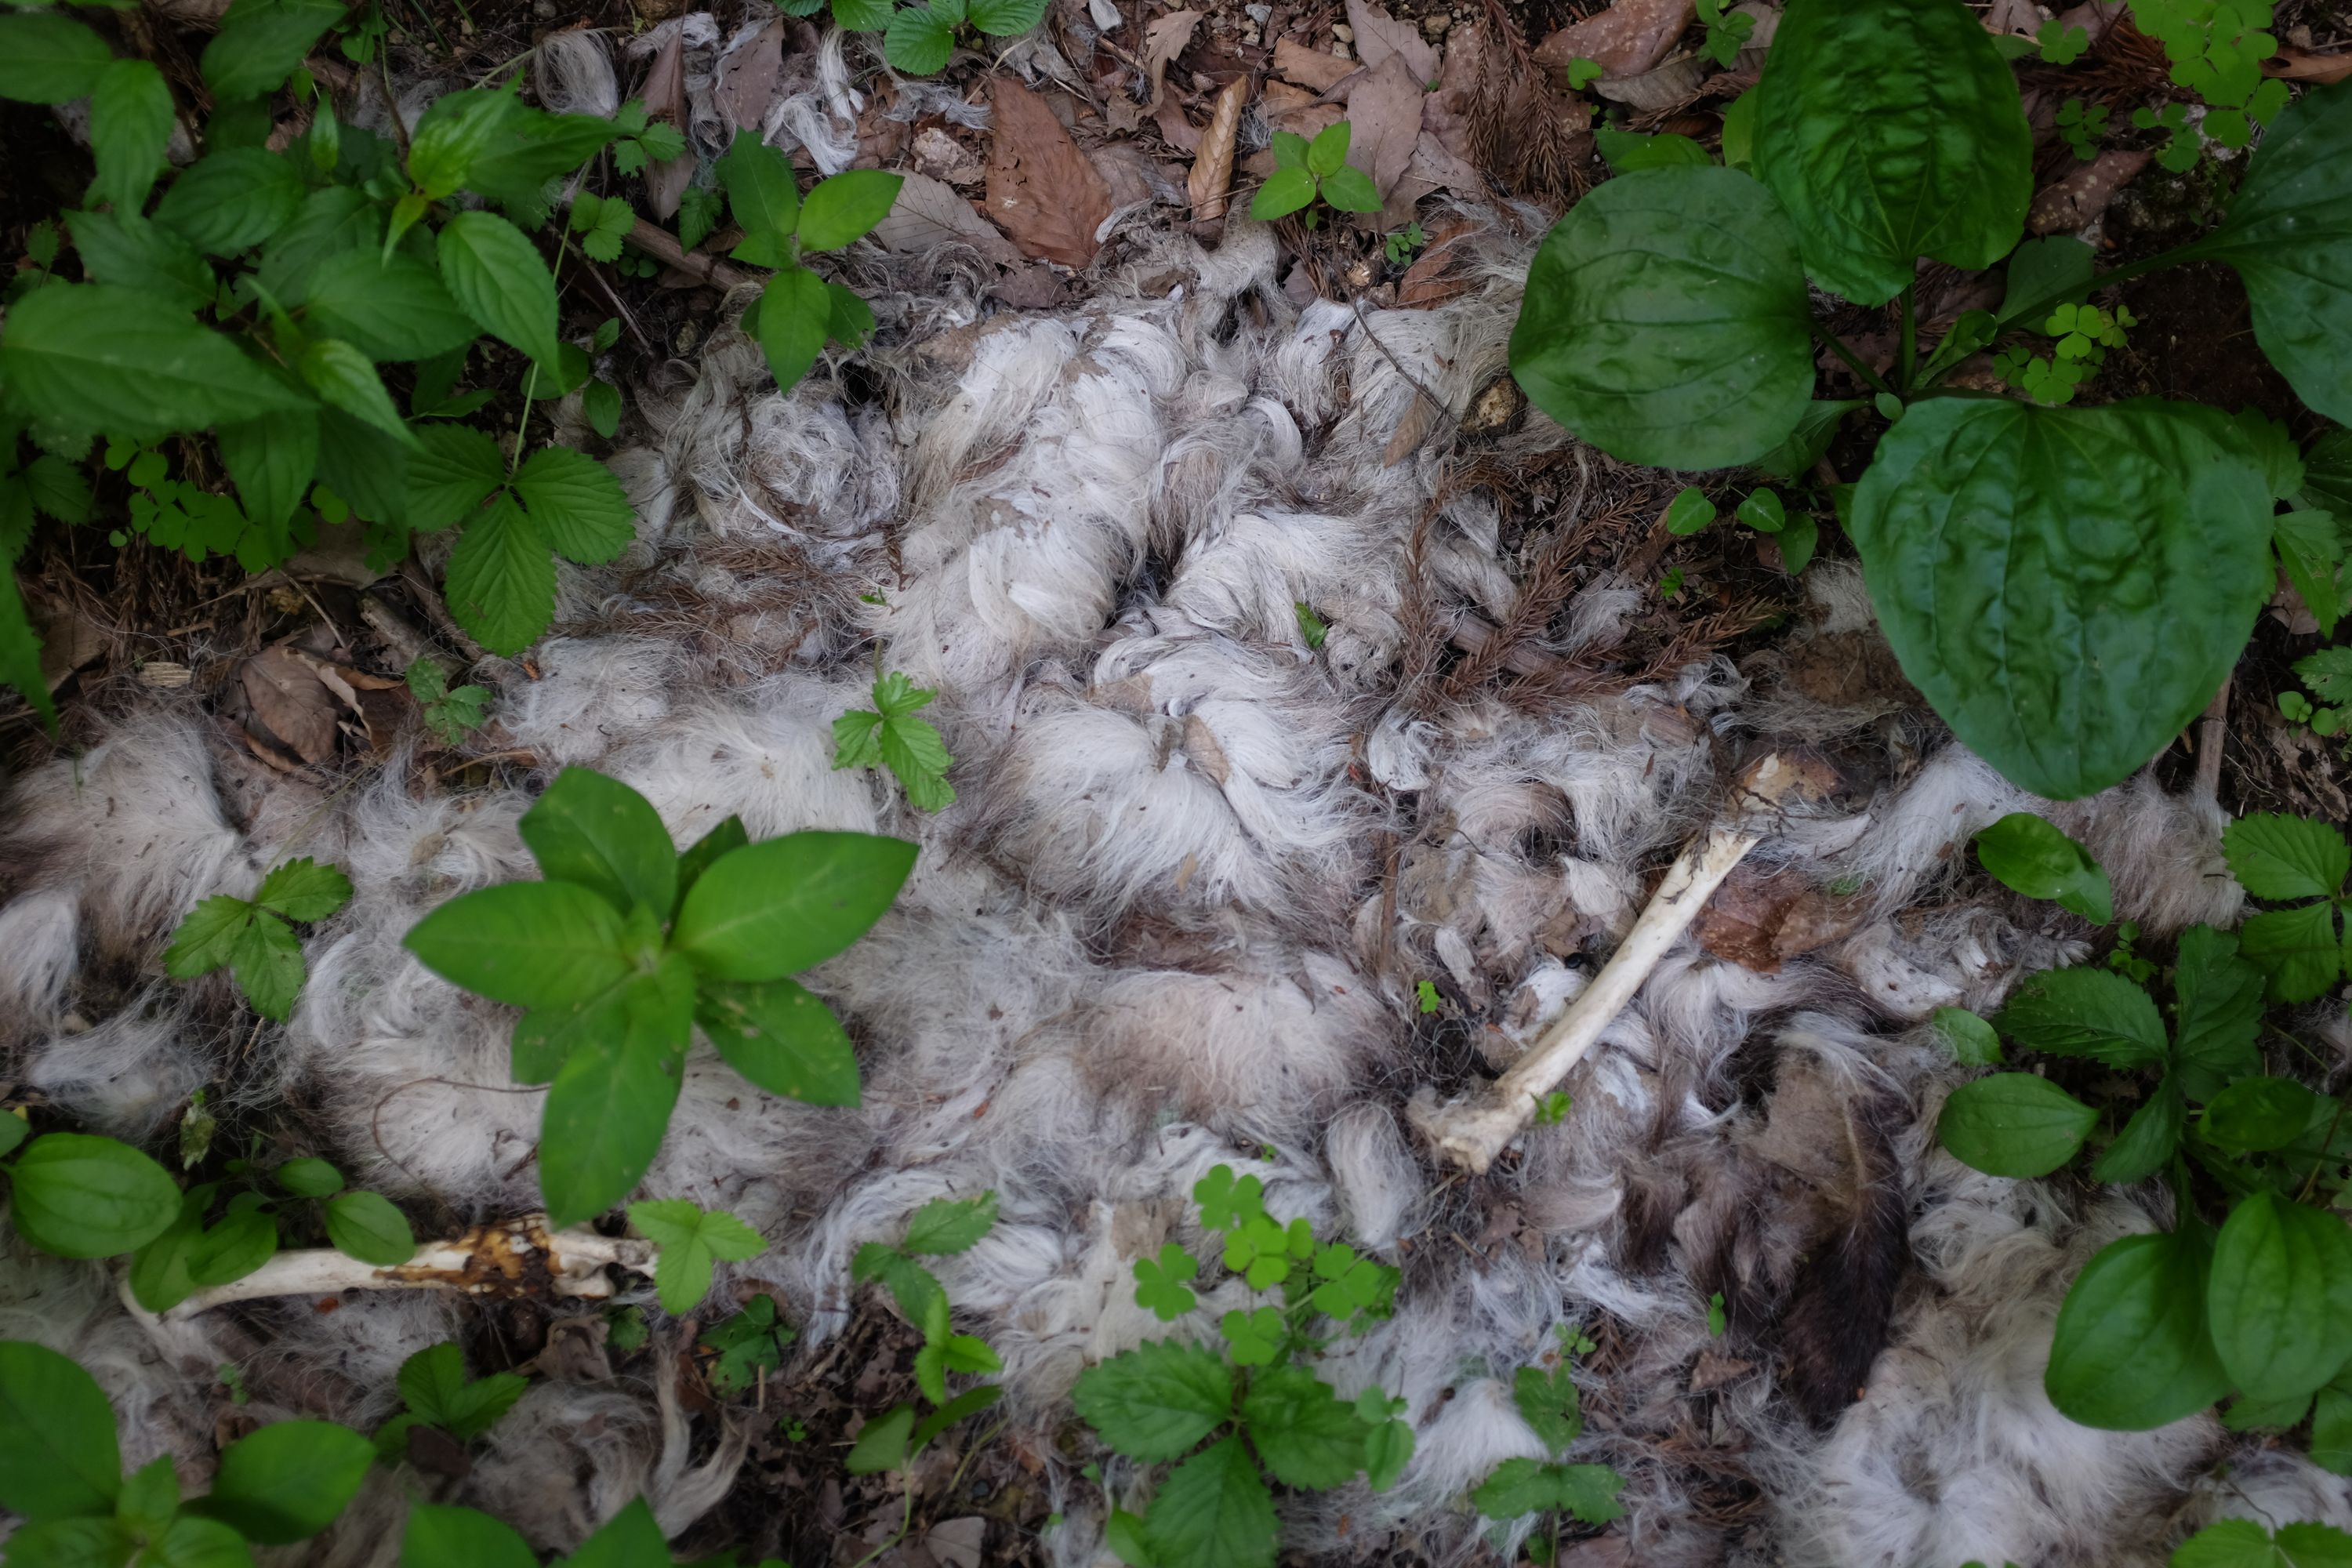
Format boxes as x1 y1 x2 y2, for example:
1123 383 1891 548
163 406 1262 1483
129 1214 655 1325
1410 753 1811 1174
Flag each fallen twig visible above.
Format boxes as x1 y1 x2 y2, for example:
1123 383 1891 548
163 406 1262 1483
1410 753 1815 1173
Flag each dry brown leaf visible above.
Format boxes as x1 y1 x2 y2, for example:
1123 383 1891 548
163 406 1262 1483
1981 0 2038 34
1382 392 1437 466
1344 53 1425 203
31 593 104 693
1532 0 1695 80
1185 74 1248 231
714 20 784 130
2027 147 2150 233
1142 9 1202 108
1263 79 1346 142
1404 127 1484 203
1274 36 1358 93
641 26 691 220
2267 49 2352 82
987 81 1116 267
1153 94 1203 153
873 172 1025 266
926 1519 986 1568
241 645 340 765
1396 218 1476 307
1346 0 1439 83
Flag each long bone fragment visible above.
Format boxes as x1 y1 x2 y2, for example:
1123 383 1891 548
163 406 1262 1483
127 1214 657 1325
1410 753 1815 1174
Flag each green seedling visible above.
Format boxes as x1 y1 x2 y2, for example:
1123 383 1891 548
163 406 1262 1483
406 658 492 746
165 858 352 1022
1384 220 1426 267
1295 601 1330 650
702 1294 798 1396
853 1191 1005 1400
1417 978 1442 1014
717 135 898 395
834 670 957 811
373 1341 529 1466
1533 1091 1573 1126
403 764 916 1226
609 98 687 175
1471 1324 1625 1563
2056 96 2107 159
126 1149 417 1312
1250 122 1383 228
2132 100 2205 171
1563 56 1604 91
629 1198 768 1313
2037 19 2089 62
1697 0 1756 66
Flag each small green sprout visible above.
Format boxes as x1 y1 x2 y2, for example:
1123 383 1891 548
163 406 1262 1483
1416 978 1442 1014
834 670 957 811
405 659 492 746
1250 122 1383 227
2036 19 2089 62
1295 601 1330 650
1563 56 1603 90
1532 1091 1572 1126
1383 220 1426 267
2056 97 2108 160
1696 0 1756 66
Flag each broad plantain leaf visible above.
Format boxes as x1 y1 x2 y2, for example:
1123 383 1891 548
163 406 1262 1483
2046 1227 2232 1430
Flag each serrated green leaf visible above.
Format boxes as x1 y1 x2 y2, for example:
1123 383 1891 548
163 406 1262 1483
0 13 115 104
1 568 53 731
2172 924 2267 1099
628 1199 767 1314
853 1243 945 1326
797 169 902 250
437 211 562 369
404 877 633 1007
201 0 346 100
0 1340 122 1523
253 858 350 923
511 446 633 564
2239 902 2347 1004
407 89 518 201
88 60 174 215
1072 1339 1232 1461
966 0 1045 32
1512 1361 1582 1454
300 339 420 450
256 186 380 308
695 977 862 1106
405 423 506 532
166 895 256 978
884 4 959 75
1994 966 2169 1068
1239 1364 1363 1489
0 283 312 441
905 1190 996 1254
218 408 319 539
1141 1436 1276 1568
2225 812 2350 902
66 210 214 314
154 149 303 255
303 250 481 363
442 494 554 655
670 830 916 982
230 911 305 1021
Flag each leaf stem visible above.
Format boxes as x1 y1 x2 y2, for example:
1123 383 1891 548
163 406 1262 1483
1810 324 1896 399
1896 283 1918 395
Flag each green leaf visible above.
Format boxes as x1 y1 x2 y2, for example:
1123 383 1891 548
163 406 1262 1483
966 0 1045 32
1751 397 1859 481
1932 1006 2002 1067
88 60 174 216
0 569 48 732
253 857 351 922
406 424 506 533
454 110 618 230
520 767 677 918
1936 1073 2096 1177
1237 1364 1362 1489
303 251 481 363
511 447 633 564
1271 131 1309 171
1748 0 2031 304
2204 1076 2328 1154
9 1133 182 1259
1362 1414 1413 1492
192 1420 372 1543
670 830 916 982
797 169 902 251
1316 165 1382 214
316 407 409 528
154 149 303 256
442 494 555 656
230 913 305 1022
628 1198 767 1313
2314 1374 2352 1474
2178 1519 2352 1568
0 13 114 103
884 4 960 74
2209 1192 2352 1402
2239 902 2347 1004
116 1454 179 1537
440 1373 527 1443
1192 1166 1265 1231
1218 1305 1281 1363
166 895 256 978
845 1403 913 1475
183 1207 276 1291
717 133 801 263
1470 1456 1556 1520
756 266 833 394
1140 1436 1276 1568
1998 236 2096 327
2045 1228 2231 1429
2225 812 2350 902
66 211 214 315
854 1243 945 1325
695 977 862 1106
1595 126 1715 172
437 211 562 370
1994 966 2169 1069
2176 82 2352 424
2301 647 2352 706
1508 167 1814 472
1137 1244 1202 1322
274 1156 344 1197
0 283 312 442
256 187 381 309
2307 430 2352 517
218 410 319 539
831 0 892 26
1248 167 1317 222
560 1498 667 1568
1512 1361 1582 1454
673 817 750 914
1071 1339 1234 1461
1548 1463 1627 1525
1305 122 1349 178
904 1190 997 1254
201 0 347 100
536 964 692 1226
2088 1074 2181 1184
1849 397 2273 800
1664 486 1715 535
401 1504 536 1568
1973 812 2112 924
325 1190 415 1265
0 1340 122 1523
395 1342 465 1427
404 878 633 1007
125 1188 209 1313
407 90 519 201
1735 488 1784 533
2172 924 2267 1099
300 339 420 450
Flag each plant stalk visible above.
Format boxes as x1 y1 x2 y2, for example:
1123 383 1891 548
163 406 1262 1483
1812 325 1896 400
1896 283 1918 394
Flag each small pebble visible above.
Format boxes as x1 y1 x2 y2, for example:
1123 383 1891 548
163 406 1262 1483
1421 12 1449 34
1245 3 1270 20
1331 39 1352 57
1330 21 1354 39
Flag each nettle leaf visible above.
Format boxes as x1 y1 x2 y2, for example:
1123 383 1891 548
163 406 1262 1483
884 4 960 75
695 977 862 1105
301 339 420 449
537 960 694 1225
232 912 307 1021
404 877 633 1007
2178 81 2352 424
1239 1365 1363 1490
202 0 347 100
757 265 833 394
670 830 916 982
1512 1361 1583 1454
0 13 114 104
1973 812 2112 924
408 90 519 201
0 1340 122 1523
799 169 903 251
2239 902 2347 1004
2045 1227 2231 1430
966 0 1047 34
627 1198 768 1313
9 1133 183 1259
443 494 555 655
1936 1073 2095 1178
1508 166 1814 473
1995 965 2169 1068
257 187 381 308
520 766 678 918
220 409 321 538
2223 812 2350 902
1749 0 2032 304
437 211 563 370
0 283 313 441
511 447 634 564
187 1420 372 1544
1071 1339 1234 1461
407 425 506 532
2208 1192 2352 1403
154 149 304 256
67 211 214 315
2172 924 2267 1099
88 60 174 216
304 251 481 363
1142 1436 1278 1568
1850 397 2273 800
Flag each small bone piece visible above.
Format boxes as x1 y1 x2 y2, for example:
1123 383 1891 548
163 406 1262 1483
1410 754 1812 1173
130 1215 657 1324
